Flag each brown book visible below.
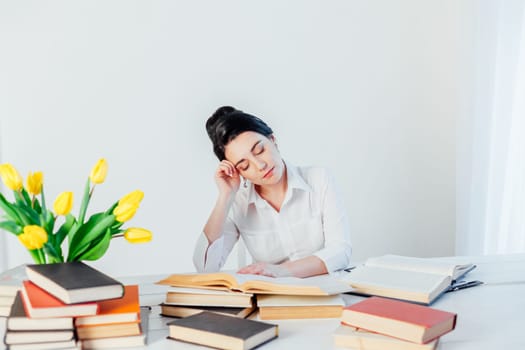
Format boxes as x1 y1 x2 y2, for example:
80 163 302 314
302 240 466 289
25 262 124 304
334 324 439 350
341 297 456 344
75 320 142 340
165 286 254 307
168 311 278 350
256 294 344 320
160 303 256 319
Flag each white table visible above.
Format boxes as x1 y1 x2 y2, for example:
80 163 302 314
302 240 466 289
2 254 525 349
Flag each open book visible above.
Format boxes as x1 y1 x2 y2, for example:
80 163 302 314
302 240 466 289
157 272 353 296
342 255 475 304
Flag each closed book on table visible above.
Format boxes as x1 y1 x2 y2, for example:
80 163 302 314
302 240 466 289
76 319 142 340
165 287 254 307
25 262 124 304
20 281 98 319
4 330 75 345
168 311 278 350
334 324 439 350
7 292 74 331
79 334 146 349
160 303 256 319
75 285 140 326
256 294 344 320
341 297 456 344
7 339 78 350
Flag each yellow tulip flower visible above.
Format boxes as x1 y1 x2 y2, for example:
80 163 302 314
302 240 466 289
124 227 152 243
89 158 108 184
0 163 23 191
118 190 144 206
18 225 48 250
113 202 139 222
26 171 44 195
54 191 74 216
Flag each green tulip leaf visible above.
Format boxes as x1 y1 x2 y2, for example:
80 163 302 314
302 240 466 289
55 214 75 246
13 203 41 225
0 194 23 224
21 189 32 206
76 228 112 261
32 198 42 214
43 242 63 263
67 214 115 260
0 221 22 235
105 201 119 215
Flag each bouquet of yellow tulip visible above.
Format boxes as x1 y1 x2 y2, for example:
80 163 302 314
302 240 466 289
0 159 152 264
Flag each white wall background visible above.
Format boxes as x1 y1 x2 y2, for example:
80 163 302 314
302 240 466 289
0 0 463 276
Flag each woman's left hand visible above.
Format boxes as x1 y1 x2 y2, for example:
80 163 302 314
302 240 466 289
237 262 291 277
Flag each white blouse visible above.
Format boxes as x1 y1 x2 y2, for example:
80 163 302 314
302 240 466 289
193 163 352 273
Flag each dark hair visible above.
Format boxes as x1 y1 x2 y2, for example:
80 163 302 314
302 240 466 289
206 106 273 160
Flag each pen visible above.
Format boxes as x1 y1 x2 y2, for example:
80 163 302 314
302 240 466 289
446 280 484 292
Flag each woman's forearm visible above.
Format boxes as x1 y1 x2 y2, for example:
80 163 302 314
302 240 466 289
281 255 328 278
203 194 235 244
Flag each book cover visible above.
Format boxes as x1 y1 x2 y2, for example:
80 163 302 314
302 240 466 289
160 303 256 319
25 262 124 304
75 285 140 326
256 294 344 320
157 271 352 296
334 324 439 350
21 281 98 319
165 286 254 308
341 297 456 344
168 311 278 350
7 292 74 331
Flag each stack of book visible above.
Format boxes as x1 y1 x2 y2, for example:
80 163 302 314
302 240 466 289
3 262 146 350
334 296 457 350
157 271 351 320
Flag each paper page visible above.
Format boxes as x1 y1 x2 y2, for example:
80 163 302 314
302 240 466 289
365 255 470 277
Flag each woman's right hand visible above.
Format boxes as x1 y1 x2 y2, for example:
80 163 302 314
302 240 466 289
214 160 241 197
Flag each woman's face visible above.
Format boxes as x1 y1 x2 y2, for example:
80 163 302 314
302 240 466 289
224 131 285 186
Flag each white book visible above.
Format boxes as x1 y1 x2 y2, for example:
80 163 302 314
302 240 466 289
342 255 475 304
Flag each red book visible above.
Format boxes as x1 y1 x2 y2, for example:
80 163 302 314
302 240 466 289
75 285 140 326
341 297 456 344
21 280 98 318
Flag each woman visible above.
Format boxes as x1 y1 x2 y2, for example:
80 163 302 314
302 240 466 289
193 106 351 278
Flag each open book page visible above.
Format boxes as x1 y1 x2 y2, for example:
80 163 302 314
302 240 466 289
341 266 452 304
158 271 352 296
167 286 253 296
365 255 475 280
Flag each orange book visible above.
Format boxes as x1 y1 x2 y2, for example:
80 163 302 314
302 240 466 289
341 297 456 344
21 280 98 318
75 285 140 326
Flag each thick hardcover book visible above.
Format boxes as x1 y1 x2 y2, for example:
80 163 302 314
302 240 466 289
4 329 75 345
7 292 74 331
160 303 256 319
20 281 98 319
75 285 140 326
343 255 475 304
79 334 145 349
25 262 124 304
7 339 78 350
334 325 438 350
76 320 142 340
165 286 254 308
168 311 278 350
341 297 456 344
158 271 352 296
256 294 344 320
